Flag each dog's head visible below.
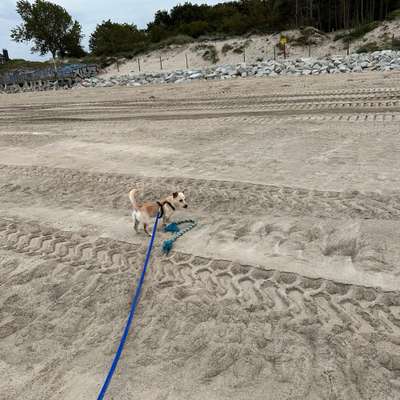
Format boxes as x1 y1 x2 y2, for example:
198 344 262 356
171 191 188 209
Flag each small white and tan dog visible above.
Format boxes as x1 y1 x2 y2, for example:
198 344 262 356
129 188 188 236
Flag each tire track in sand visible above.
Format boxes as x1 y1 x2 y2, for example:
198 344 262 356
1 216 400 340
1 164 400 220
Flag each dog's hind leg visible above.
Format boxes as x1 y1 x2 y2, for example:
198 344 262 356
132 211 139 233
134 218 139 233
143 223 151 237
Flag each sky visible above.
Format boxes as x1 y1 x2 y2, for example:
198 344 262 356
0 0 224 61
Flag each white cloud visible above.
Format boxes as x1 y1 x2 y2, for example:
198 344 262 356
0 0 225 60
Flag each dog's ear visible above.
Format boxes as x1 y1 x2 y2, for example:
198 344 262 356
173 192 178 198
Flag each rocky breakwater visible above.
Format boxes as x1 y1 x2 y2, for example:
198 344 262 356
76 50 400 88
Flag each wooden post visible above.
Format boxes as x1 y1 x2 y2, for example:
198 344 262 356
273 46 276 61
185 53 189 69
283 43 286 59
347 40 350 55
308 44 311 57
137 58 141 72
243 48 246 63
159 55 163 70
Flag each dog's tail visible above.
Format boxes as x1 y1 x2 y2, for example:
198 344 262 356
128 189 139 209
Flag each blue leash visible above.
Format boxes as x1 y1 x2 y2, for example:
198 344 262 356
97 212 161 400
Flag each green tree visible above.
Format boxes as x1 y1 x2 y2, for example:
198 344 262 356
147 22 168 42
89 20 147 56
145 0 399 40
181 20 209 37
10 0 84 61
59 21 86 58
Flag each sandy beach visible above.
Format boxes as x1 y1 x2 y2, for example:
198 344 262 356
1 71 400 399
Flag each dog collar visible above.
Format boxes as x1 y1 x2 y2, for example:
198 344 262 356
157 201 176 215
163 201 176 211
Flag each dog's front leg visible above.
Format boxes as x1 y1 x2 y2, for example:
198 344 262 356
164 211 172 224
